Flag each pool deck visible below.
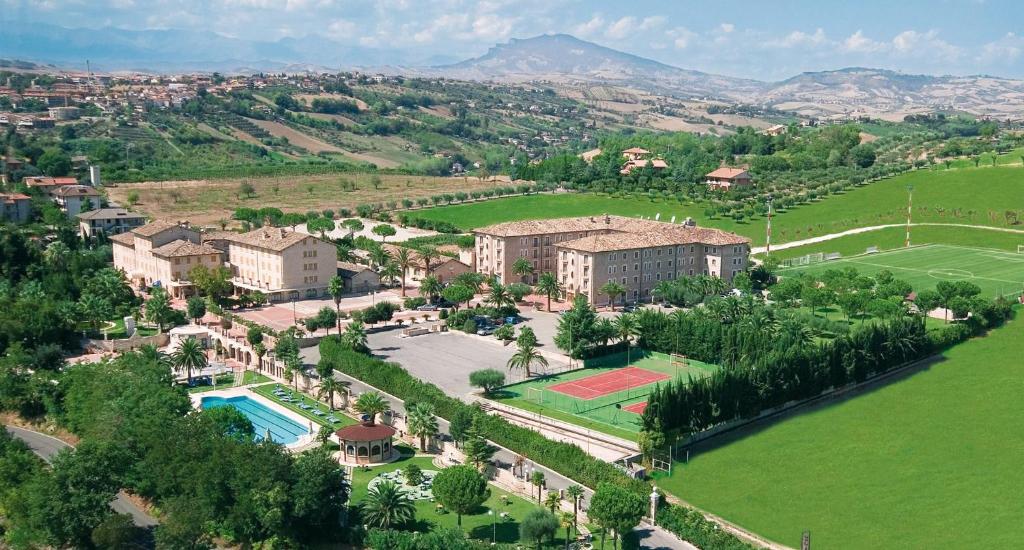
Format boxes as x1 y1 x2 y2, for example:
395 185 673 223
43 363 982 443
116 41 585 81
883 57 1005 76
191 386 317 450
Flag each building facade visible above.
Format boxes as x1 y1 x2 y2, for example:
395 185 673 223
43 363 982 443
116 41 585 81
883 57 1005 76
78 208 147 237
0 193 32 223
111 221 223 297
705 168 753 191
474 215 750 306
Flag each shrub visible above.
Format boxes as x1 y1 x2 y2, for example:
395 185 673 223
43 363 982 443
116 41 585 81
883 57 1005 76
468 369 505 395
439 309 448 320
461 319 477 334
493 324 514 341
403 297 427 310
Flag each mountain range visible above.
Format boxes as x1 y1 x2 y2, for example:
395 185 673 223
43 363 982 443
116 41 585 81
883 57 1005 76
4 25 1023 117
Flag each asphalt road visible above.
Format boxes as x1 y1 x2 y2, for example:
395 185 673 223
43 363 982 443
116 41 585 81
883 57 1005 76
5 425 159 528
299 357 694 550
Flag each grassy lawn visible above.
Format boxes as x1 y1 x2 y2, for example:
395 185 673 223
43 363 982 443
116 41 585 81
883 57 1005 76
654 309 1024 549
184 371 272 394
414 165 1024 246
778 244 1024 299
251 383 357 428
80 318 159 339
767 225 1024 261
349 453 572 547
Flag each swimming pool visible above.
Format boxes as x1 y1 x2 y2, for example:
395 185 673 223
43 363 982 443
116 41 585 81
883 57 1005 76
200 395 308 445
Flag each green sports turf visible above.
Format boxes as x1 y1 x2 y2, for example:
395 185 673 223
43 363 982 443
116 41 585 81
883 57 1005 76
654 308 1024 550
496 352 719 436
778 244 1024 298
766 225 1024 261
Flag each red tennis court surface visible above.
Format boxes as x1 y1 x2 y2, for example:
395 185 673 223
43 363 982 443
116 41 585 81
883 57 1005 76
622 401 648 415
548 367 669 400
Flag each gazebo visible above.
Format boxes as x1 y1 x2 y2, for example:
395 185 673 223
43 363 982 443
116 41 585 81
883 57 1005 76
335 422 397 464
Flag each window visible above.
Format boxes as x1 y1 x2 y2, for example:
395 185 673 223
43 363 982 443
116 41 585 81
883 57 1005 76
634 263 639 271
621 277 627 284
533 237 539 247
633 276 638 283
622 264 626 273
608 253 616 261
634 251 640 259
608 266 615 274
656 261 661 269
656 273 661 281
667 260 672 267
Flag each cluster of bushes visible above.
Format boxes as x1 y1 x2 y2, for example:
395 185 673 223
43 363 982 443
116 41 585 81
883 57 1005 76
354 301 400 325
397 215 461 233
445 306 518 332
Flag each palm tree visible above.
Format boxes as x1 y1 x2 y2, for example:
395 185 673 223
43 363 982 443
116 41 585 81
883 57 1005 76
560 511 575 550
486 283 514 310
417 246 440 276
419 275 442 304
599 280 626 311
545 491 560 513
327 275 345 334
564 485 584 527
361 480 415 529
453 272 485 295
379 261 401 288
44 241 70 271
507 340 548 378
145 288 172 333
614 313 640 365
406 402 439 452
536 272 563 312
139 344 171 370
252 342 266 372
171 336 207 385
368 246 391 270
342 320 368 352
512 257 534 283
317 377 350 410
530 470 545 501
285 354 304 391
395 248 414 296
652 280 675 305
354 391 390 424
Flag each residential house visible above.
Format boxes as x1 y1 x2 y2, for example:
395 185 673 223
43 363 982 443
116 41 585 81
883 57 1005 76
705 168 752 191
111 220 224 297
336 261 381 293
221 227 337 301
0 193 32 223
475 215 750 306
52 185 102 216
78 208 147 237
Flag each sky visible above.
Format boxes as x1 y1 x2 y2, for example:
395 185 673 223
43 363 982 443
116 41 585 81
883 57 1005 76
4 0 1024 80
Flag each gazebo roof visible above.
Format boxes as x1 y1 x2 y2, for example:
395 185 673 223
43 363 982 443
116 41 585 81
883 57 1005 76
335 423 396 442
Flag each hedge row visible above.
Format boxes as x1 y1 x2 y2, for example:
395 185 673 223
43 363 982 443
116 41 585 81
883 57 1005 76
318 336 750 549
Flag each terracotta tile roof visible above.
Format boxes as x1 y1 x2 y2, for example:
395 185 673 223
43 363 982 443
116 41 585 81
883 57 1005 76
706 167 750 180
475 215 623 237
133 219 183 237
622 147 650 154
337 260 373 275
109 232 135 247
335 423 396 441
150 239 222 258
52 185 100 197
226 227 317 252
1 193 30 203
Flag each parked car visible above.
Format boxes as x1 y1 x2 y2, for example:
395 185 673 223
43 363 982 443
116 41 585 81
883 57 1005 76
416 304 439 311
476 326 496 336
504 315 522 325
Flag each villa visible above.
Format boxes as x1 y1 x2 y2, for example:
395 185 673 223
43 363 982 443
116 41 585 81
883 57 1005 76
474 215 750 306
78 207 147 237
705 167 753 191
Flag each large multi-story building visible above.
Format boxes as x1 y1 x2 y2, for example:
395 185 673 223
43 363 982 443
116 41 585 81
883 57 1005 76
78 208 147 237
474 215 750 306
112 221 337 301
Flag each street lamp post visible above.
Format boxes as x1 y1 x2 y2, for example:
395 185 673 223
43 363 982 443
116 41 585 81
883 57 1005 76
905 185 914 247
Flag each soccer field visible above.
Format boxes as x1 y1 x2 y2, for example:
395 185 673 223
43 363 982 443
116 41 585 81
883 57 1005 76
495 351 719 437
779 244 1024 298
655 310 1024 549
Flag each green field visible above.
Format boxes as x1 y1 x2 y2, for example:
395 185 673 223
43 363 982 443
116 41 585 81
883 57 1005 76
654 309 1024 549
496 351 719 437
767 225 1024 260
414 165 1024 246
184 371 271 394
349 454 571 547
778 244 1024 299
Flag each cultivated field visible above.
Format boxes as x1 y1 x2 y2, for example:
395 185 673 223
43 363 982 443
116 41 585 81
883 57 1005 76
414 164 1024 246
656 309 1024 549
779 244 1024 298
769 225 1024 260
107 174 503 226
496 351 719 439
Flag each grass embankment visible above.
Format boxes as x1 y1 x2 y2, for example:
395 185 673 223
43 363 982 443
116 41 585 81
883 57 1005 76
414 165 1024 246
349 453 573 547
656 309 1024 549
251 382 357 428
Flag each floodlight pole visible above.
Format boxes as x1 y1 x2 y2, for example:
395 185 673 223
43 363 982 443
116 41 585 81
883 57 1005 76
905 185 914 247
765 194 774 255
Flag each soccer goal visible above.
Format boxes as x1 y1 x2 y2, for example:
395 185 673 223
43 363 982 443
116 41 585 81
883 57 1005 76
669 353 689 378
526 387 545 405
1017 245 1024 254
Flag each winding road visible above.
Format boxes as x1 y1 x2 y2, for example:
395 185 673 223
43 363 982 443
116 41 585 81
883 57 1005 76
4 425 159 528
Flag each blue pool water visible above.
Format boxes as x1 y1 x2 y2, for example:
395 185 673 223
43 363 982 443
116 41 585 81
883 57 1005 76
200 395 308 445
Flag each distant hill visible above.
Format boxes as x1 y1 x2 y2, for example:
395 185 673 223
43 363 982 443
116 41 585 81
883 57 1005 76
436 34 762 98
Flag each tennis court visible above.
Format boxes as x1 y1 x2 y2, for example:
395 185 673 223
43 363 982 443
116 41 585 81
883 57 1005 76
778 244 1024 299
495 350 719 435
548 366 670 399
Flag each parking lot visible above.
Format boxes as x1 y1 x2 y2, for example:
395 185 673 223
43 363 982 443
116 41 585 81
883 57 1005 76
302 324 570 400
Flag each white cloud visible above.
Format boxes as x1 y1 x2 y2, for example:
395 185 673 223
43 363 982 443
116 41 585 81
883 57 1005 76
639 16 666 31
979 32 1024 62
719 22 734 33
667 26 698 50
572 15 604 37
327 18 356 37
605 16 637 40
767 28 828 49
891 29 962 59
842 30 887 53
